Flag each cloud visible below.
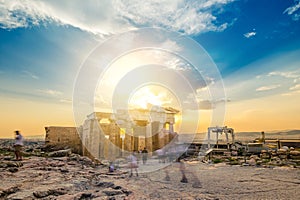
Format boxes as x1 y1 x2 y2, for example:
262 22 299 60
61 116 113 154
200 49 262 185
59 99 72 104
115 0 235 35
284 1 300 15
0 0 53 29
194 98 229 110
22 70 39 79
0 0 235 36
283 1 300 21
159 39 182 52
282 89 300 96
244 31 256 38
290 84 300 90
256 84 280 92
37 89 62 97
268 70 300 84
292 13 300 21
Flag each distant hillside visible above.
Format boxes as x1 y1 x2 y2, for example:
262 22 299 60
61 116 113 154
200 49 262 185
178 130 300 143
235 130 300 141
25 134 45 140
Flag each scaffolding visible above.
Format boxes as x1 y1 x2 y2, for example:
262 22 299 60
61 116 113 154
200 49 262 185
207 126 235 150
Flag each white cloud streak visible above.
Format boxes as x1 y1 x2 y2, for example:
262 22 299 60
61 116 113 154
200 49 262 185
244 31 256 38
268 70 300 79
284 1 300 15
290 84 300 90
0 0 235 36
37 89 62 97
284 1 300 21
22 70 39 79
256 84 280 92
59 99 72 104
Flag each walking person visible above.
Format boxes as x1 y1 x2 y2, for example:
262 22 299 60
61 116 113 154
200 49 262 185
178 157 188 183
14 130 24 161
127 151 139 177
142 147 148 165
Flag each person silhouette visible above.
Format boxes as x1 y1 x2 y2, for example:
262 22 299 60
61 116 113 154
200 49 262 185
14 130 24 161
142 147 148 164
127 151 139 177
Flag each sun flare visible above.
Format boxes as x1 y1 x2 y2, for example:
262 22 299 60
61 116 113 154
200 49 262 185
128 85 177 110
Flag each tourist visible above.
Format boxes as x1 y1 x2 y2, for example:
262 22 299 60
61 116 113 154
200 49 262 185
178 157 188 183
108 161 115 172
142 147 148 164
127 151 138 177
156 148 165 163
14 130 24 161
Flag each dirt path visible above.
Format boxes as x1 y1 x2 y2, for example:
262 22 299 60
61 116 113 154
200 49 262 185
114 161 300 199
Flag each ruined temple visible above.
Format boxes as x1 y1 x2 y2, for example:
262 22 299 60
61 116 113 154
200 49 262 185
81 107 179 159
45 107 180 160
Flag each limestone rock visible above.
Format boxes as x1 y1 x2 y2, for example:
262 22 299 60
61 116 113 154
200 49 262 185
8 167 18 173
102 188 124 196
96 181 115 188
0 186 19 197
6 191 33 200
48 149 72 157
33 187 68 198
248 158 256 166
277 149 287 155
290 150 300 156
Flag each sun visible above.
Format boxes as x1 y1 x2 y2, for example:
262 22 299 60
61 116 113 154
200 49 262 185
128 84 177 110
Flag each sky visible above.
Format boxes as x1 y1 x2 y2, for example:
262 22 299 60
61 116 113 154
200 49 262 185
0 0 300 138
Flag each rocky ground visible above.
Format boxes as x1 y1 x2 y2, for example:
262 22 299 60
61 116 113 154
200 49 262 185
1 154 300 200
1 139 300 200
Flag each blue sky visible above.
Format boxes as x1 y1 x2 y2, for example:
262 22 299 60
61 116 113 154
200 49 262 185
0 0 300 137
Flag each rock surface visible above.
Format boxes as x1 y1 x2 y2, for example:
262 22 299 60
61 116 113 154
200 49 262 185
0 155 299 199
1 139 300 199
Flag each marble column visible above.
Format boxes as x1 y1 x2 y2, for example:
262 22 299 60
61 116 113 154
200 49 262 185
124 125 133 152
89 118 101 159
145 123 152 152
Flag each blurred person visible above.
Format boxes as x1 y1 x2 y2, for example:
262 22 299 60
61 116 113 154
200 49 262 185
127 151 139 177
142 147 148 164
156 148 166 163
108 161 115 172
178 157 188 183
14 130 24 161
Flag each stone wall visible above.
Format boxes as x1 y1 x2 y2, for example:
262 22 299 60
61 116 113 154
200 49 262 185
45 126 83 154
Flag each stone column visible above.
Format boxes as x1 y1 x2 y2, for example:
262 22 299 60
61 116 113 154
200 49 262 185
103 134 110 159
89 118 101 159
145 123 152 152
109 122 120 159
164 122 171 147
216 131 219 149
158 123 167 149
207 128 211 149
151 121 160 150
225 131 229 150
159 122 164 132
81 120 89 156
124 124 133 152
169 122 174 133
231 129 235 145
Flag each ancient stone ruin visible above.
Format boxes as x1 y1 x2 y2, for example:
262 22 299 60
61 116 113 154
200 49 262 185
45 107 179 160
44 127 82 154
